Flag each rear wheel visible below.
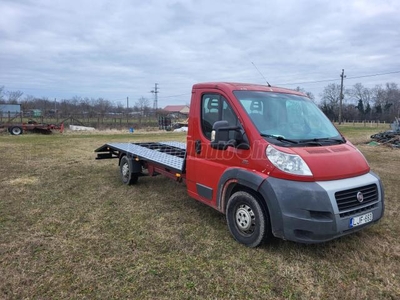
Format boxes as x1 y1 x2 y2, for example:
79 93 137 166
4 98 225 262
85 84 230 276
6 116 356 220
120 156 138 185
10 126 23 135
226 191 270 247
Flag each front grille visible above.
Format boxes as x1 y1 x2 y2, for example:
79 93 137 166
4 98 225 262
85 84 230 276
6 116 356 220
335 184 378 213
339 203 378 218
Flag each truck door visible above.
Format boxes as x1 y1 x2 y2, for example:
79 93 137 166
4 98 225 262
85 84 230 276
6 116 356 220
186 93 249 208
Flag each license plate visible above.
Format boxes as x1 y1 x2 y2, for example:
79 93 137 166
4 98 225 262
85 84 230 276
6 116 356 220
350 212 373 228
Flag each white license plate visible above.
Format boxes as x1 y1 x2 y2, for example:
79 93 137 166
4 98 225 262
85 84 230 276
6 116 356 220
350 212 373 228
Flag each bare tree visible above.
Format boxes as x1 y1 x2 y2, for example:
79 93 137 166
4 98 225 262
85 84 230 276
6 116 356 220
6 90 23 104
79 97 95 117
20 95 35 113
372 83 400 121
319 83 343 121
385 83 400 119
343 104 359 121
0 86 4 103
95 98 112 118
36 97 51 114
115 103 125 114
295 86 315 102
372 85 386 119
348 83 372 119
135 97 150 115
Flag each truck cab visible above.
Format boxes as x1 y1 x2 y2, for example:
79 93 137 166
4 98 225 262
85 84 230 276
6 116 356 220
184 82 384 246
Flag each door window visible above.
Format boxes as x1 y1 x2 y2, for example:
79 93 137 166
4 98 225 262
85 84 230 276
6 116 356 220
201 94 239 140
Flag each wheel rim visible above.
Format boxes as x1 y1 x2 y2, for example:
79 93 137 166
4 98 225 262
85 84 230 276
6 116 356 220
12 128 21 135
235 204 256 235
121 162 129 179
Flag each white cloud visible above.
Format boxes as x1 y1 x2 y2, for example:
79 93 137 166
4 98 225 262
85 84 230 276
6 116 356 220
0 0 399 104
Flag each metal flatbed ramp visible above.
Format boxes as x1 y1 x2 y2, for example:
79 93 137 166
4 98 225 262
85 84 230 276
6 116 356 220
97 142 186 172
159 141 186 150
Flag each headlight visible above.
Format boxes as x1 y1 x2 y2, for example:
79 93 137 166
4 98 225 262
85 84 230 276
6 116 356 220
266 145 312 176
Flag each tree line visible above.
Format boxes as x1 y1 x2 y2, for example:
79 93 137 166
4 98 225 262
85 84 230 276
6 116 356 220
318 82 400 122
1 81 400 122
0 86 154 118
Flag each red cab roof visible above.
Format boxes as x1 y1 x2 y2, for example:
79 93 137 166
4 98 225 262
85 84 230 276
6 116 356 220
192 82 306 97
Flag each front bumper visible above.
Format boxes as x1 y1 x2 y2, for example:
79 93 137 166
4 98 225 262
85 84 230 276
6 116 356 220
259 172 384 243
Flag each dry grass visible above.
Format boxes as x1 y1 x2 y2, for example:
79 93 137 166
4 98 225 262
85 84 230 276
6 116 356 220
0 127 399 299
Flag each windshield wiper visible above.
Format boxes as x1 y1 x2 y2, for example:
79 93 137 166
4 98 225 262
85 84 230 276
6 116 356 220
299 137 345 145
260 134 298 144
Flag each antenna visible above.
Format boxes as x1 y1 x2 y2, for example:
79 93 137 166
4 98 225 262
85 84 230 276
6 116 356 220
251 62 271 87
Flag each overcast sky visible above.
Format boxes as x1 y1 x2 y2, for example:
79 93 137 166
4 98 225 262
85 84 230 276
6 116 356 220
1 0 400 107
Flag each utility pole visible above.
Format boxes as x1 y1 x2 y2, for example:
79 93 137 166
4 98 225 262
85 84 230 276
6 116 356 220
54 98 58 122
151 83 159 111
339 69 346 125
126 96 129 109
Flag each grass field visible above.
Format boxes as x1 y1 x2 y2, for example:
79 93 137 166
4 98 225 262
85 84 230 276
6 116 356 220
0 125 399 299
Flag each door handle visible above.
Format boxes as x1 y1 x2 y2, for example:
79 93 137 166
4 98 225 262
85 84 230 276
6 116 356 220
195 140 201 154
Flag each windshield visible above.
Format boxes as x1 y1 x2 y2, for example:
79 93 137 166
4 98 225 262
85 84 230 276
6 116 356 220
233 91 342 144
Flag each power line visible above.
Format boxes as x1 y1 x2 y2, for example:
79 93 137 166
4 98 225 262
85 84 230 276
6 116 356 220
277 70 400 86
158 93 190 99
277 78 338 86
346 70 400 80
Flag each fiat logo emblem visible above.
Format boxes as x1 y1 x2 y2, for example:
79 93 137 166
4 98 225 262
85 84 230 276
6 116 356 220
356 191 364 203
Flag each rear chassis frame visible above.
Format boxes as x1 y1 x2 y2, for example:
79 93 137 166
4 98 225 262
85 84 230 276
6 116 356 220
95 142 187 183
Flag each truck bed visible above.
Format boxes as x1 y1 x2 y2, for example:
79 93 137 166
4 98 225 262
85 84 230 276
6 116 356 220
95 141 187 173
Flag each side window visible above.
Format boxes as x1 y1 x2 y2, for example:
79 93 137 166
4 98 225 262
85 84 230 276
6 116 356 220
201 94 239 140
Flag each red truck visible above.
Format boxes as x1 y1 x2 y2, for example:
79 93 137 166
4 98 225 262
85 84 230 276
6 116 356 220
95 82 384 247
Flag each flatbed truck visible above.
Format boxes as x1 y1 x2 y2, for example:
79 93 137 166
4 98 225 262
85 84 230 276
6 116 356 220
95 82 384 247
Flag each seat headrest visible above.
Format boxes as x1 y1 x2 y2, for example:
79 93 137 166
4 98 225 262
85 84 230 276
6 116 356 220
250 100 262 112
207 98 219 110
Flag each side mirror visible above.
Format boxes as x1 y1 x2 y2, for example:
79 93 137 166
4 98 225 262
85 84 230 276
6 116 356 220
210 120 240 150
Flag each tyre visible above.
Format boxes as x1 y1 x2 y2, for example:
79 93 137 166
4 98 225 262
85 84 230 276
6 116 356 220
226 191 270 247
120 156 138 185
10 126 23 135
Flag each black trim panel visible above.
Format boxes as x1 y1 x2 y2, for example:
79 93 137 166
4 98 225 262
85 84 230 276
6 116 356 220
196 183 213 200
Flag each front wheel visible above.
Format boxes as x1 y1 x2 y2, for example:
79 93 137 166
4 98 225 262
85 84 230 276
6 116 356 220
226 191 270 247
120 156 138 185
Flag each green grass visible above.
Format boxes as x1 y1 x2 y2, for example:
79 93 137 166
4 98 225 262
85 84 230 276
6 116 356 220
0 128 399 299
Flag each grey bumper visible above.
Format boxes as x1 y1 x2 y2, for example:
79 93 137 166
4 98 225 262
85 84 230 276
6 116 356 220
259 172 384 243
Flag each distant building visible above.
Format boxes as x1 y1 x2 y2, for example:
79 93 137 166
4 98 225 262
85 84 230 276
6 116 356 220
163 105 190 118
30 109 42 117
0 104 21 117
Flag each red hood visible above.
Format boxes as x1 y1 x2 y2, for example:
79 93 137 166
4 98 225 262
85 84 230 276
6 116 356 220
290 142 370 181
